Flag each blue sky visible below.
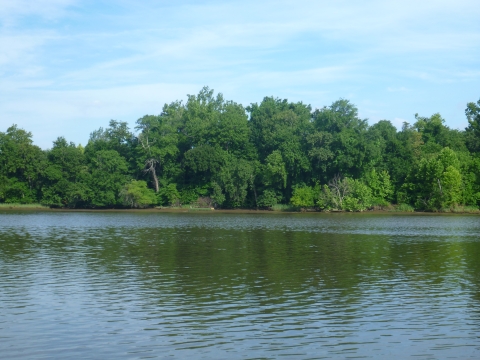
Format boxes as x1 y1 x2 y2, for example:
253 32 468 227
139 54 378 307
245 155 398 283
1 0 479 148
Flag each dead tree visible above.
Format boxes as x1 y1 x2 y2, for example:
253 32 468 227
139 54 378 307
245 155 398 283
328 174 351 210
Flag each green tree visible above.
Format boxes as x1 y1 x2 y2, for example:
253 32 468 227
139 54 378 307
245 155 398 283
87 150 129 207
248 97 311 196
312 99 370 179
263 150 287 190
86 120 135 170
257 189 282 208
135 108 181 192
465 98 480 152
364 169 394 205
414 113 467 154
183 145 226 186
403 148 463 210
216 155 255 208
0 125 45 203
42 137 90 207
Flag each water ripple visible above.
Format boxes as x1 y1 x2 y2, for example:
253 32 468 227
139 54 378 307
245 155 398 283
1 212 480 359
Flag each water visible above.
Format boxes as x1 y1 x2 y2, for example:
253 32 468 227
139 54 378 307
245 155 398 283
1 211 480 359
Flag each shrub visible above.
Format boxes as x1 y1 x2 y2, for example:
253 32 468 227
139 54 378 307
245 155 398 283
257 190 282 208
290 186 315 208
120 180 156 208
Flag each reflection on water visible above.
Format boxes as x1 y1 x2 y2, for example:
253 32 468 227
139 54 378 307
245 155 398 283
1 212 480 359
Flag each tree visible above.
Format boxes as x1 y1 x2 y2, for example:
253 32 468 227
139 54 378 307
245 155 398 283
257 189 282 208
135 108 181 192
263 150 287 190
403 147 463 210
0 125 45 203
312 99 370 179
183 145 225 185
465 98 480 152
414 113 467 153
42 137 90 207
85 120 135 170
248 97 311 196
364 169 394 205
87 150 129 207
215 155 255 208
307 130 334 182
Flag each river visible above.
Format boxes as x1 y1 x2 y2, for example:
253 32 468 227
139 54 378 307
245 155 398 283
1 211 479 359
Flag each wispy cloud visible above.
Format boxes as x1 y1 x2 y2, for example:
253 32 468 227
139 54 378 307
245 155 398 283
0 0 76 24
0 0 479 146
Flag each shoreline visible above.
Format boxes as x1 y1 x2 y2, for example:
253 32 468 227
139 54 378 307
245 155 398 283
0 205 479 215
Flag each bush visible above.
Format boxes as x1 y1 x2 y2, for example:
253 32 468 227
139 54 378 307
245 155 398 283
320 176 372 211
257 189 282 208
290 186 315 208
343 179 372 211
179 185 210 205
120 180 156 208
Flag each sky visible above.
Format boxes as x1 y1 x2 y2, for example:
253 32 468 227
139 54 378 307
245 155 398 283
1 0 479 149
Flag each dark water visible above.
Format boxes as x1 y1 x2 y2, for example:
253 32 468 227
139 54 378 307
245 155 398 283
1 212 480 359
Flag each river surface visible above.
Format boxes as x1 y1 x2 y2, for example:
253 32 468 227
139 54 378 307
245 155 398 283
1 211 480 359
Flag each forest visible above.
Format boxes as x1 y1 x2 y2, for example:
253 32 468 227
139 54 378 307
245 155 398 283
1 87 480 212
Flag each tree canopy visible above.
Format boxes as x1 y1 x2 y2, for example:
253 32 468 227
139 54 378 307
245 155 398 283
1 87 479 212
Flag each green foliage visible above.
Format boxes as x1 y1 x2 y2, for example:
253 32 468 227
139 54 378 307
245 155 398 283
0 125 45 203
465 98 480 152
318 176 372 211
88 150 129 207
257 189 282 208
213 155 256 208
41 137 90 207
119 180 156 208
404 148 464 211
290 186 316 208
263 150 287 189
1 91 480 213
248 97 311 192
178 185 209 206
343 178 372 212
312 99 370 179
211 181 225 207
364 169 394 205
157 183 181 206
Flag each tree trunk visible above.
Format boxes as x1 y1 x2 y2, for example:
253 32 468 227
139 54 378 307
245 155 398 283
151 167 159 193
144 158 160 192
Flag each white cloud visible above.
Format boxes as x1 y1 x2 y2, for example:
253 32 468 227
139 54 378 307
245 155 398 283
0 0 478 145
0 31 55 67
0 0 76 23
1 83 199 148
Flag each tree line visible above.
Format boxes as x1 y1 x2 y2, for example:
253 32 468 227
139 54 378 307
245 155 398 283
1 87 480 211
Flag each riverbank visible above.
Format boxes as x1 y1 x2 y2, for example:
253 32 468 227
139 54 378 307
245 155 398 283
1 203 479 214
